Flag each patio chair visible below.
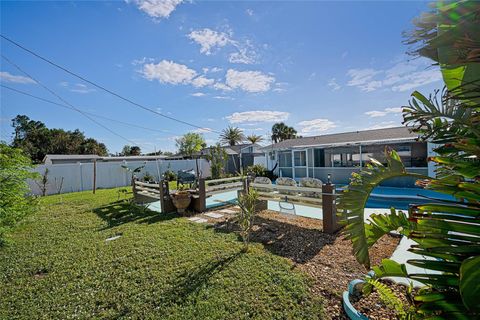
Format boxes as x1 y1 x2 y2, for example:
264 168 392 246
299 177 323 198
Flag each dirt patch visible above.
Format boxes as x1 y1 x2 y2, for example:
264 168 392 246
213 209 401 320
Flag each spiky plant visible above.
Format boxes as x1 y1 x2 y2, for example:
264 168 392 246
246 134 264 144
220 126 245 146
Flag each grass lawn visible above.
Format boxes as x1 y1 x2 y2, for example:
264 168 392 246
0 188 324 319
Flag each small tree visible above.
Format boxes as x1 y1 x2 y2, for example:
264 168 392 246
0 143 39 245
207 143 227 179
176 132 206 157
220 126 245 146
236 187 259 252
35 168 49 196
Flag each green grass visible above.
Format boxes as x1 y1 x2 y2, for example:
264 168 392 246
0 188 324 319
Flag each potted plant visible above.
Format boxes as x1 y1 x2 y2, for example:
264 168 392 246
171 184 191 214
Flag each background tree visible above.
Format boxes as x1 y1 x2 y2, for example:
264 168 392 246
11 115 108 162
0 143 39 245
207 143 228 179
176 132 206 156
130 146 141 156
246 134 264 144
220 126 245 146
271 122 298 143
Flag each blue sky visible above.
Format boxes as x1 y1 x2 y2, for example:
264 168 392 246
0 0 442 154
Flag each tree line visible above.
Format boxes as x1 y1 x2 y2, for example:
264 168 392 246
7 114 300 162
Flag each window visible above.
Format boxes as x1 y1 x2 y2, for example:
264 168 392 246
278 151 292 167
395 145 411 156
294 150 306 166
269 152 275 160
313 149 324 167
331 154 342 167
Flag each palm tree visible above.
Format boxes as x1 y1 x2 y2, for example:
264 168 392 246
220 126 245 146
246 134 263 144
271 122 297 143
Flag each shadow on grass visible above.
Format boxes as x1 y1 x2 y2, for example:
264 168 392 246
93 200 177 229
212 215 337 264
161 251 242 305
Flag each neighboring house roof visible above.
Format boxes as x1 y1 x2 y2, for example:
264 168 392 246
100 155 168 161
262 127 419 151
43 154 101 163
43 154 168 164
190 143 262 157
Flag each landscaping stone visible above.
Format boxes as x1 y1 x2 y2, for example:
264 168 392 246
204 212 224 219
105 235 122 242
219 208 237 214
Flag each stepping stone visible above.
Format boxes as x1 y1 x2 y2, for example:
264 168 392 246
219 209 237 214
187 217 208 223
204 212 224 219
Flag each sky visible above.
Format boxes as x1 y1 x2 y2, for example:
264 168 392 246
0 0 443 154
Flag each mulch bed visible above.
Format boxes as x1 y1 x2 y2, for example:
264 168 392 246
212 209 401 320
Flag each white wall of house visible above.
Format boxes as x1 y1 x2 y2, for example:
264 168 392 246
253 155 267 167
28 159 211 196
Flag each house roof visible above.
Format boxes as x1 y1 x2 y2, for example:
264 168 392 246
43 154 101 162
43 154 168 163
262 126 419 150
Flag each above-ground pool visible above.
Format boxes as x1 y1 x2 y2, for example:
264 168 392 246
149 186 453 221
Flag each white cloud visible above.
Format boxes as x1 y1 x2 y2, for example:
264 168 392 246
365 107 402 118
213 95 234 100
192 127 212 133
365 121 398 130
59 81 95 93
246 9 254 16
0 71 35 84
131 57 154 65
141 60 196 84
188 28 232 55
130 0 183 20
191 92 206 97
213 82 232 91
297 118 336 135
327 78 341 91
347 68 382 92
69 83 96 94
191 75 215 88
346 58 442 92
225 69 275 93
229 47 257 64
226 110 289 123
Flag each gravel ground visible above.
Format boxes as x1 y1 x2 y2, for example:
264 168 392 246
207 208 402 320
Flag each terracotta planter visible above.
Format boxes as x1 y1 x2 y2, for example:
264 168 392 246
171 192 191 214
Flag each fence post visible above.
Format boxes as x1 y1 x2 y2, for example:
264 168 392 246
197 178 206 212
322 183 340 234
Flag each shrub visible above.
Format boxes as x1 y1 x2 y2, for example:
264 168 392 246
143 171 154 183
236 187 259 252
0 143 39 245
246 164 267 177
163 170 177 182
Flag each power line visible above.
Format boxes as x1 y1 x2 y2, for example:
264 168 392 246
1 54 148 149
1 84 173 135
0 34 221 134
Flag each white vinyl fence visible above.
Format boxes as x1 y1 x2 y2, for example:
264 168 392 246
28 159 211 196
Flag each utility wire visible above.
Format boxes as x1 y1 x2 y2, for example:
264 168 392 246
1 34 221 134
1 54 147 149
1 84 173 135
